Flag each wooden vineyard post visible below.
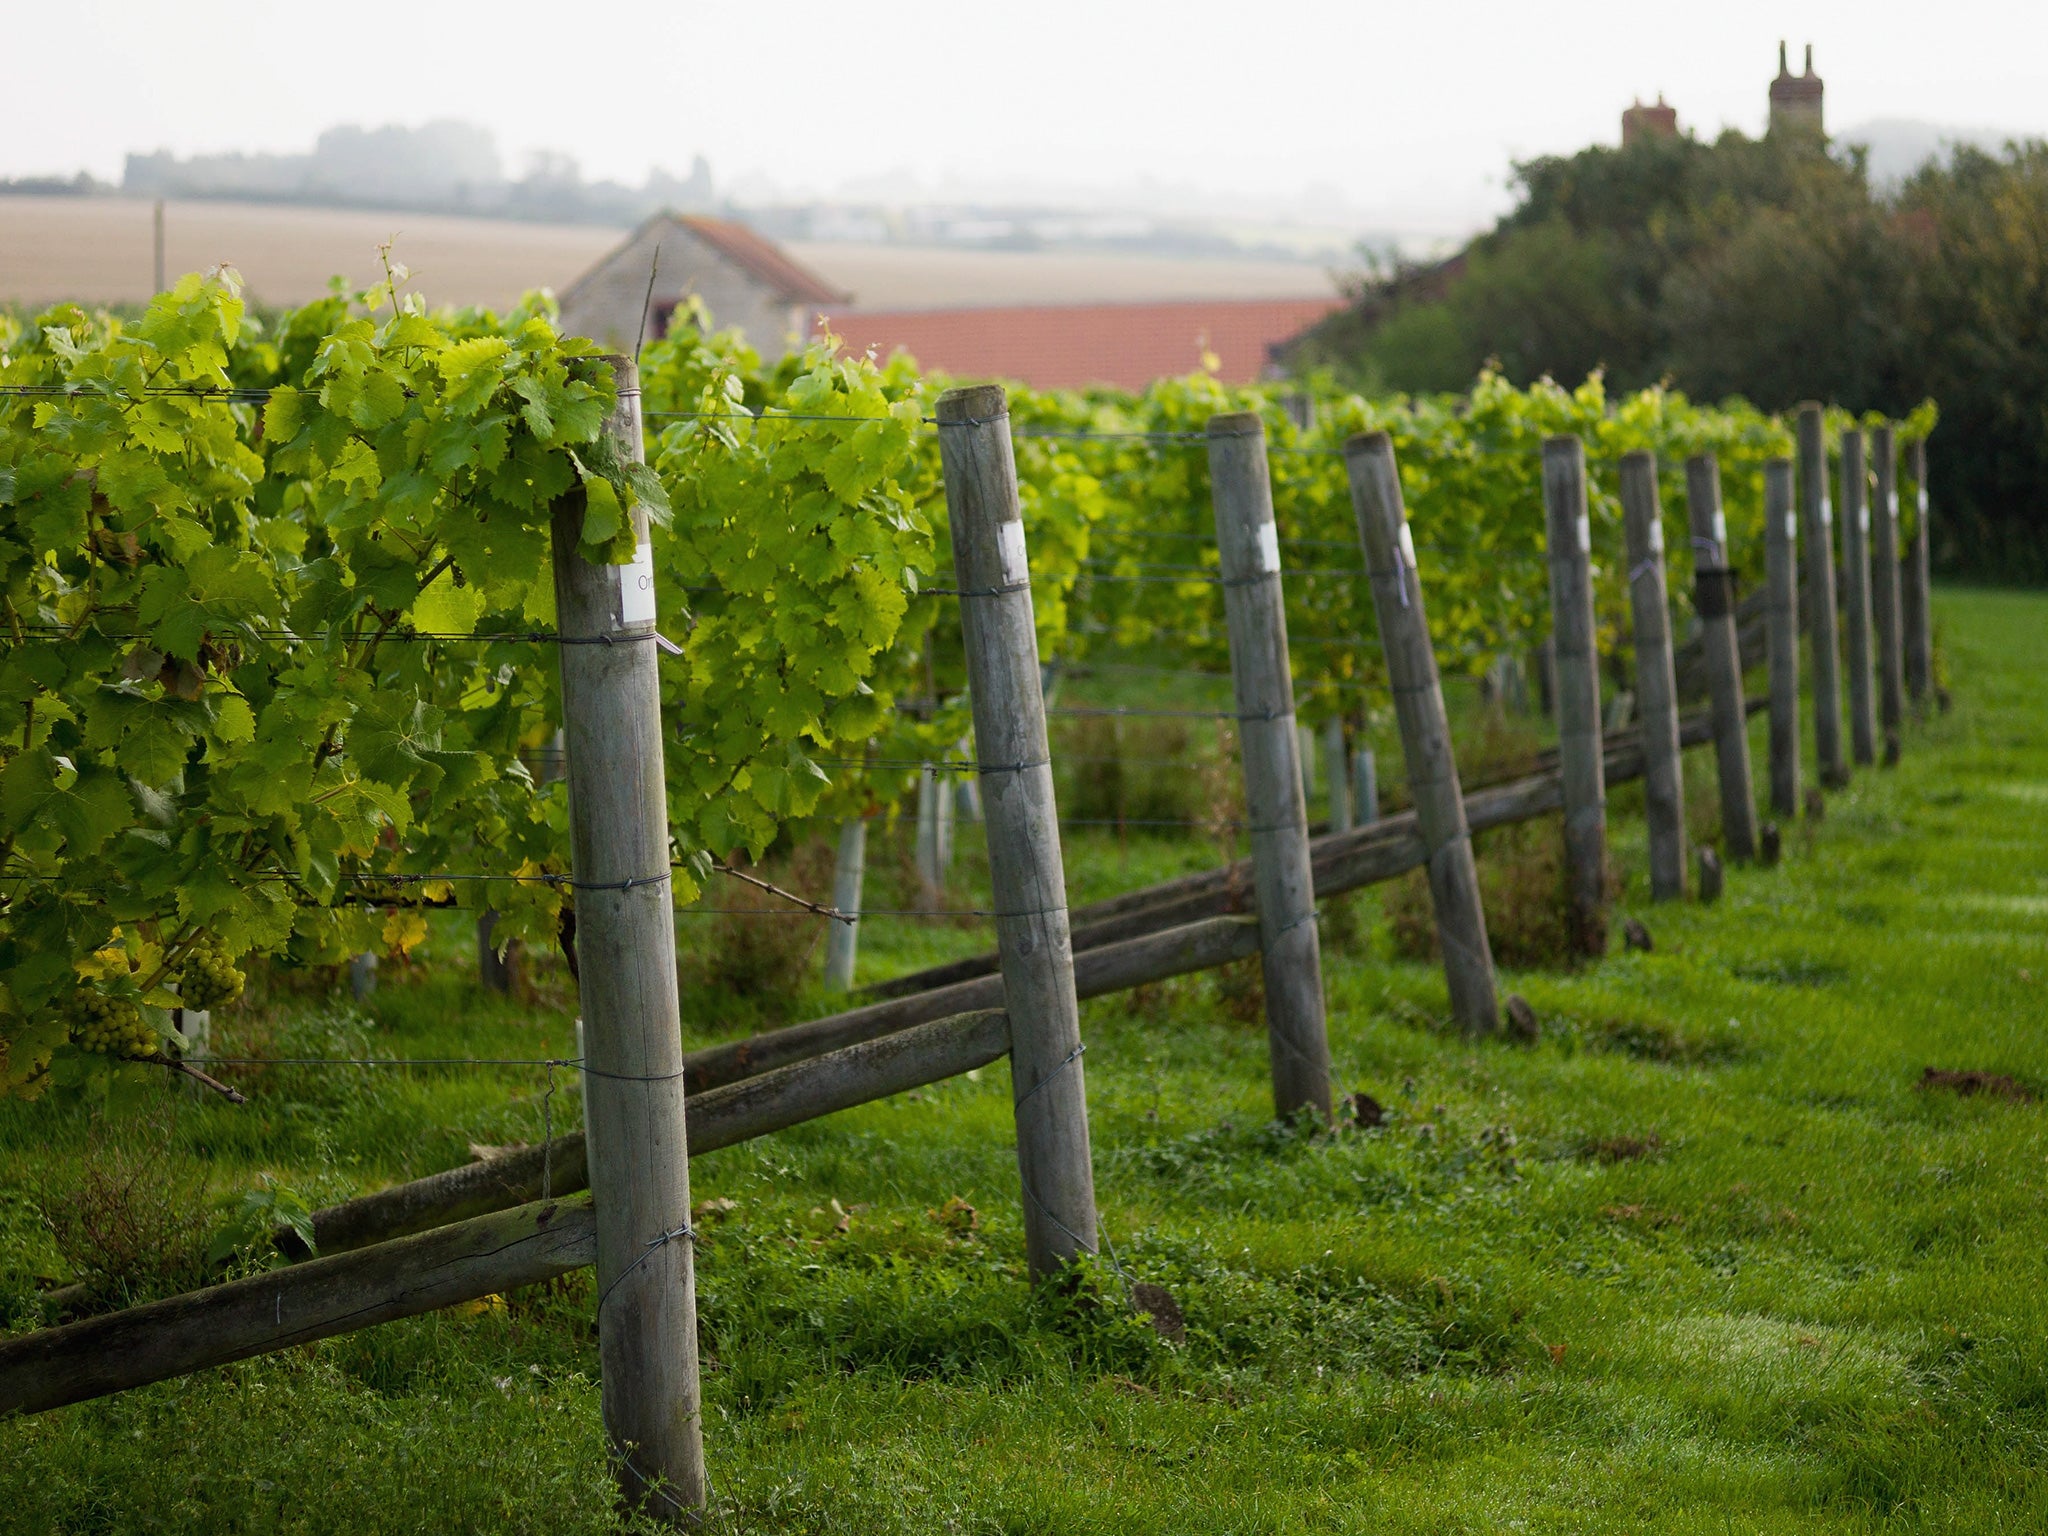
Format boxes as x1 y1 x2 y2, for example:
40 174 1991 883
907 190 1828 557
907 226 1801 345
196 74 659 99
1322 717 1354 833
1903 436 1933 706
1798 403 1847 789
549 355 704 1520
822 818 867 990
1870 423 1905 758
1207 411 1333 1121
914 764 952 897
1686 453 1760 858
1352 746 1378 824
1618 452 1685 900
477 912 516 995
1343 432 1500 1033
954 737 983 823
934 384 1100 1276
1543 436 1608 955
1763 458 1802 820
1839 426 1876 766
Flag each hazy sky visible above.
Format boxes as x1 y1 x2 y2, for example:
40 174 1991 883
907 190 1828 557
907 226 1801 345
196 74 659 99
7 0 2044 232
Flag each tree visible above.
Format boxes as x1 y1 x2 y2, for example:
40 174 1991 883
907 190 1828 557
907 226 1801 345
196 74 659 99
1296 129 2048 577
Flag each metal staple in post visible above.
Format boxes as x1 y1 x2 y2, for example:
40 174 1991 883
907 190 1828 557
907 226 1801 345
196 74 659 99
934 384 1099 1278
1207 411 1333 1121
1342 431 1500 1034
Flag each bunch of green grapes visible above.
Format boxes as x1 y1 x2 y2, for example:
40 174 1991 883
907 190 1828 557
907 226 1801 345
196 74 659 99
175 934 245 1010
63 991 157 1058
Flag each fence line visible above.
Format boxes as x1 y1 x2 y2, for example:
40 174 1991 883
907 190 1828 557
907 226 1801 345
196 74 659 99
3 372 1931 1526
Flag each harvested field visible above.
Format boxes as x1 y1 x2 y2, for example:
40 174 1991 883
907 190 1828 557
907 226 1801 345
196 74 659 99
0 195 616 309
0 195 1340 314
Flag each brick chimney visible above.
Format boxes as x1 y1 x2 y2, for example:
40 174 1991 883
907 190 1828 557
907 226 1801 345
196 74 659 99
1622 93 1679 146
1769 41 1824 138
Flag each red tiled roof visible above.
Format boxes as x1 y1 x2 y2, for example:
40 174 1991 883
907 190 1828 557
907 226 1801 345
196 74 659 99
816 297 1344 391
678 216 849 306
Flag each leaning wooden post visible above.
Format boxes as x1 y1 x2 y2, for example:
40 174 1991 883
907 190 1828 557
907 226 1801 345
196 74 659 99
1543 437 1608 955
1343 432 1499 1033
935 384 1099 1276
1686 453 1760 858
1798 403 1847 788
822 818 867 990
1839 426 1876 767
550 356 704 1518
1870 423 1905 759
1208 411 1333 1120
1762 458 1802 820
1903 436 1933 705
1618 452 1685 900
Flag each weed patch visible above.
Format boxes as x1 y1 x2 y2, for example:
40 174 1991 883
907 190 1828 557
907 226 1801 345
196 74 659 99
35 1101 214 1309
1581 1132 1667 1163
1385 818 1614 969
681 843 833 1017
1731 957 1851 987
1569 1013 1749 1065
1917 1067 2036 1103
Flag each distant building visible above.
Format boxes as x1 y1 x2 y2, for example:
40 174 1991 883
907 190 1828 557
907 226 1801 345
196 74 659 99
822 297 1345 391
1769 42 1825 138
1622 96 1679 146
557 212 848 358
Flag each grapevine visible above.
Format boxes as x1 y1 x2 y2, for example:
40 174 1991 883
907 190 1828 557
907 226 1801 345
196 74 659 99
174 934 245 1011
0 264 1935 1102
60 989 155 1059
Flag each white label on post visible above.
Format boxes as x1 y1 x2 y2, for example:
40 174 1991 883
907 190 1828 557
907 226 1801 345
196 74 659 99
998 519 1029 585
1397 521 1416 569
1889 488 1900 517
1919 486 1930 516
1255 520 1280 574
1712 510 1727 548
1858 503 1870 535
1821 494 1833 528
618 539 657 625
1785 511 1798 541
1647 518 1664 554
1576 513 1591 555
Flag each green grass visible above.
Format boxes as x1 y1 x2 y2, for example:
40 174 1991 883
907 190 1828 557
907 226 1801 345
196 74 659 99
3 588 2045 1533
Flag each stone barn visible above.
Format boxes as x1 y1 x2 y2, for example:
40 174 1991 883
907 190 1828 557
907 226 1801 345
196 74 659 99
557 212 848 358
